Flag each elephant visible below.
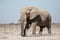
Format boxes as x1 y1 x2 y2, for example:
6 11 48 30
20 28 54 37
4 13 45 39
20 6 51 36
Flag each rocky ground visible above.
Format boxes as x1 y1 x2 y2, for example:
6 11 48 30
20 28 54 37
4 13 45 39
0 24 60 40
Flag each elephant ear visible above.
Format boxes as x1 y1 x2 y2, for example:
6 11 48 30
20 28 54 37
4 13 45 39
30 8 49 22
30 7 39 19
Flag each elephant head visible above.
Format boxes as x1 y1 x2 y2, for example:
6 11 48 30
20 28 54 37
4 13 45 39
20 6 34 36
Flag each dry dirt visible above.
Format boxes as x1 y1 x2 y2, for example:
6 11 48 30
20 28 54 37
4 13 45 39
0 24 60 40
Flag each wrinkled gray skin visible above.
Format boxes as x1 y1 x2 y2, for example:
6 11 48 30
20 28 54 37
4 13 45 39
20 6 51 36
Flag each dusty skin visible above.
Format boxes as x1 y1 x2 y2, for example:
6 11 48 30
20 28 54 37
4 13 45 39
0 23 60 40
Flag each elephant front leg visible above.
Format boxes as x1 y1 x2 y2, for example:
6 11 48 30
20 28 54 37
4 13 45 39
23 22 30 36
23 27 27 36
31 22 37 36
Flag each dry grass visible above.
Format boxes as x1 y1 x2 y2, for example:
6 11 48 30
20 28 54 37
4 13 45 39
0 24 60 40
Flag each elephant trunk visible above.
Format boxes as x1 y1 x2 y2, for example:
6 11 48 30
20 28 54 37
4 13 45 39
21 19 25 36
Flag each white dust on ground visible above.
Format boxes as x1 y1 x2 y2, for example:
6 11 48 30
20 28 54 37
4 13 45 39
0 24 60 40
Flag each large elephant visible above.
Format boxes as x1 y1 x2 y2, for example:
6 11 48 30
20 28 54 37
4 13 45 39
20 6 51 36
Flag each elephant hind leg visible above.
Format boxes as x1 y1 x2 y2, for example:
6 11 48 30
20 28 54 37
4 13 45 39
39 26 43 36
47 15 51 35
31 22 37 36
47 25 51 35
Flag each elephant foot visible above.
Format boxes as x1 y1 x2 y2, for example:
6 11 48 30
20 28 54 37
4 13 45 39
38 32 42 36
21 33 26 37
32 34 36 37
32 33 36 37
21 34 27 37
48 31 51 36
48 33 51 36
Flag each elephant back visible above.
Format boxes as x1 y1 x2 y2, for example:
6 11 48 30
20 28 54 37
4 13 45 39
39 9 49 22
30 8 49 22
